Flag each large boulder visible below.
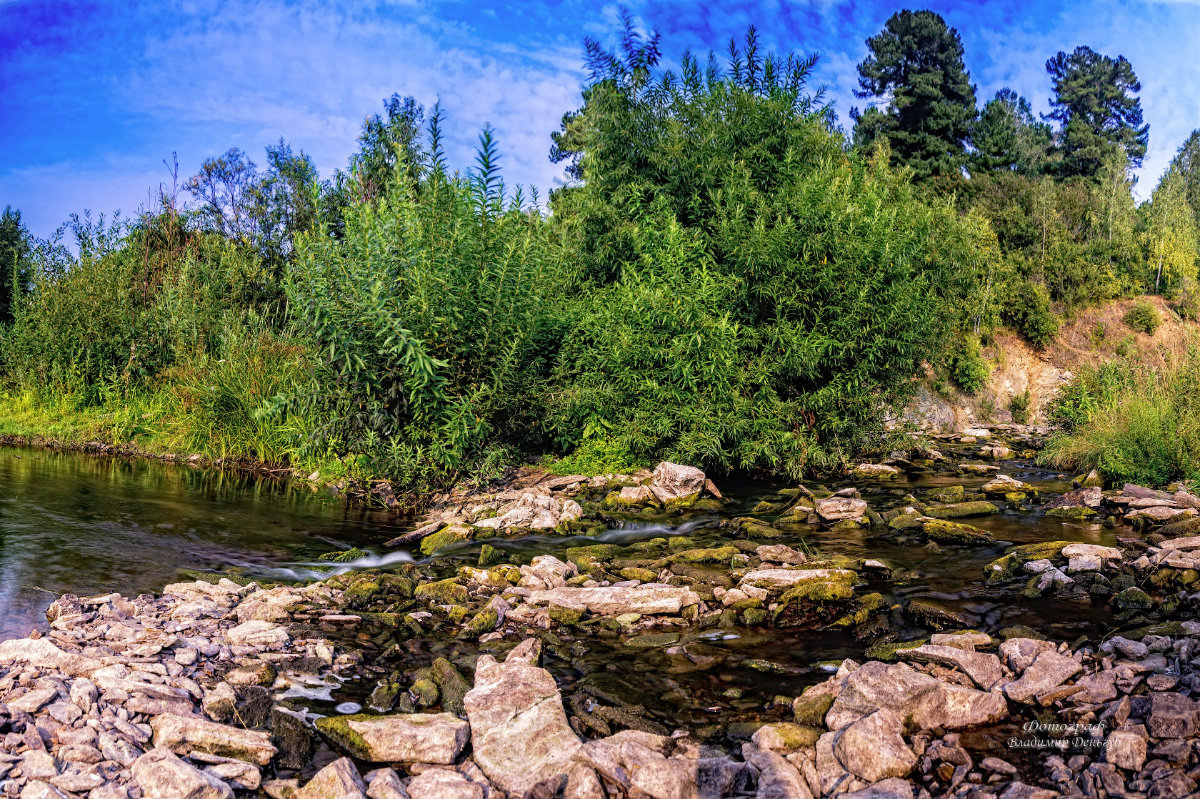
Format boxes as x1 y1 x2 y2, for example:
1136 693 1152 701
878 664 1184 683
315 713 468 764
650 461 707 503
826 662 1007 731
815 497 868 522
150 713 277 765
131 748 234 799
833 709 917 782
295 758 368 799
463 639 582 795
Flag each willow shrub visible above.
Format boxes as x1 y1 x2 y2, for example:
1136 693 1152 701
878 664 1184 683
549 144 981 478
286 147 563 486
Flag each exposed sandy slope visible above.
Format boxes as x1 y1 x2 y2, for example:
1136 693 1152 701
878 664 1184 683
904 295 1199 431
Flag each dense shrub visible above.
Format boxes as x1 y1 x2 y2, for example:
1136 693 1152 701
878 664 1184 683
950 336 990 394
1124 300 1161 334
1004 281 1060 348
1008 389 1031 423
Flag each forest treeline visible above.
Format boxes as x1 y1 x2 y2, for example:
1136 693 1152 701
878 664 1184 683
3 10 1200 489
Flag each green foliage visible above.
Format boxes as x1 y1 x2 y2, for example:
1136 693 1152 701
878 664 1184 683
950 335 990 394
1124 300 1161 334
0 206 31 325
1046 46 1149 178
1008 390 1031 424
972 89 1053 176
287 132 561 486
852 10 977 180
549 435 644 476
1004 281 1059 348
1044 353 1200 486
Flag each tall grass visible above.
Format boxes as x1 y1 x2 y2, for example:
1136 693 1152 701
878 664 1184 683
1043 350 1200 485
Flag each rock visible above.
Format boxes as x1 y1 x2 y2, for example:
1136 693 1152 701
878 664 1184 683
314 713 468 764
519 555 577 589
527 584 700 616
365 769 410 799
404 769 483 799
151 713 277 765
202 683 237 723
271 706 315 770
1105 728 1147 771
650 461 707 503
739 568 857 592
741 743 814 799
756 545 808 565
1061 543 1121 560
295 757 368 799
842 779 915 799
205 761 262 791
1128 506 1197 523
1147 692 1197 738
833 709 916 782
493 492 569 530
851 464 900 480
0 638 100 676
815 497 868 522
1002 650 1082 703
11 687 59 713
131 748 234 799
225 620 290 648
925 501 999 519
982 474 1036 497
22 751 58 779
463 638 581 795
826 661 1007 731
999 637 1057 672
20 784 67 799
921 518 993 545
896 644 1003 689
1046 487 1103 509
751 722 820 753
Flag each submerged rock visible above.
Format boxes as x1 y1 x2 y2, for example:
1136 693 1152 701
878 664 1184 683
527 584 700 616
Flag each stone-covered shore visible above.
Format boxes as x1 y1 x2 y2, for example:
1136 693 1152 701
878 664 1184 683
6 434 1200 798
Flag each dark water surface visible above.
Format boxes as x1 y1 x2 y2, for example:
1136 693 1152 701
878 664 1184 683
0 446 408 638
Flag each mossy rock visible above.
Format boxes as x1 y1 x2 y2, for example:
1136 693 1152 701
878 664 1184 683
740 520 787 539
665 546 741 565
905 598 969 630
380 574 414 598
792 688 836 726
926 501 999 520
367 679 402 712
741 607 770 626
318 547 369 563
753 722 822 751
478 543 504 567
1112 586 1153 610
752 500 786 514
566 544 622 572
984 541 1072 585
668 536 698 552
446 605 469 624
831 592 888 629
922 518 993 545
409 678 438 707
342 576 383 605
927 486 965 504
461 606 500 637
1045 506 1098 520
865 637 929 662
831 519 864 532
619 567 657 582
549 603 585 625
888 513 924 531
421 528 469 556
414 578 468 605
429 657 470 717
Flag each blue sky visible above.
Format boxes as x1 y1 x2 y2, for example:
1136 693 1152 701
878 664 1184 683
2 0 1199 238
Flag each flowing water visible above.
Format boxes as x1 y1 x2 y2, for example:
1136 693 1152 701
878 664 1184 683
0 443 1125 743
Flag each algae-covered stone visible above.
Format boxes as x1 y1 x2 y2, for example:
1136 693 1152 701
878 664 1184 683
928 486 965 504
478 544 503 567
421 528 468 556
921 518 993 545
865 638 930 662
414 578 468 605
318 548 369 563
410 678 439 707
565 544 621 573
549 603 585 625
984 541 1072 584
462 606 501 637
888 513 924 531
428 657 470 717
1046 506 1098 520
751 722 822 752
792 683 837 725
618 567 656 582
1113 586 1153 610
664 546 740 565
926 501 999 520
315 713 468 764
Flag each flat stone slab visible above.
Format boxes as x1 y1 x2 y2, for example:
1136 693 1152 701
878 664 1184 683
527 584 700 616
739 569 857 591
896 644 1003 690
315 713 468 764
1002 650 1082 704
151 713 277 765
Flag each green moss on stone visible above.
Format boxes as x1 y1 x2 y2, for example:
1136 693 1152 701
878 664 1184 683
414 578 468 605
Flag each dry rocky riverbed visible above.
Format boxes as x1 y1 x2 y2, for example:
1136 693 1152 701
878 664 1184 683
6 431 1200 797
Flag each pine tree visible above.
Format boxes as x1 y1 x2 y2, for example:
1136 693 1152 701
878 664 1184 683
972 89 1052 175
852 10 977 180
1046 46 1148 178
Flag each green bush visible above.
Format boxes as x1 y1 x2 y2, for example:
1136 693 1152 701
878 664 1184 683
1124 300 1161 334
1043 354 1200 485
1008 389 1031 424
1004 281 1059 348
950 336 990 394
